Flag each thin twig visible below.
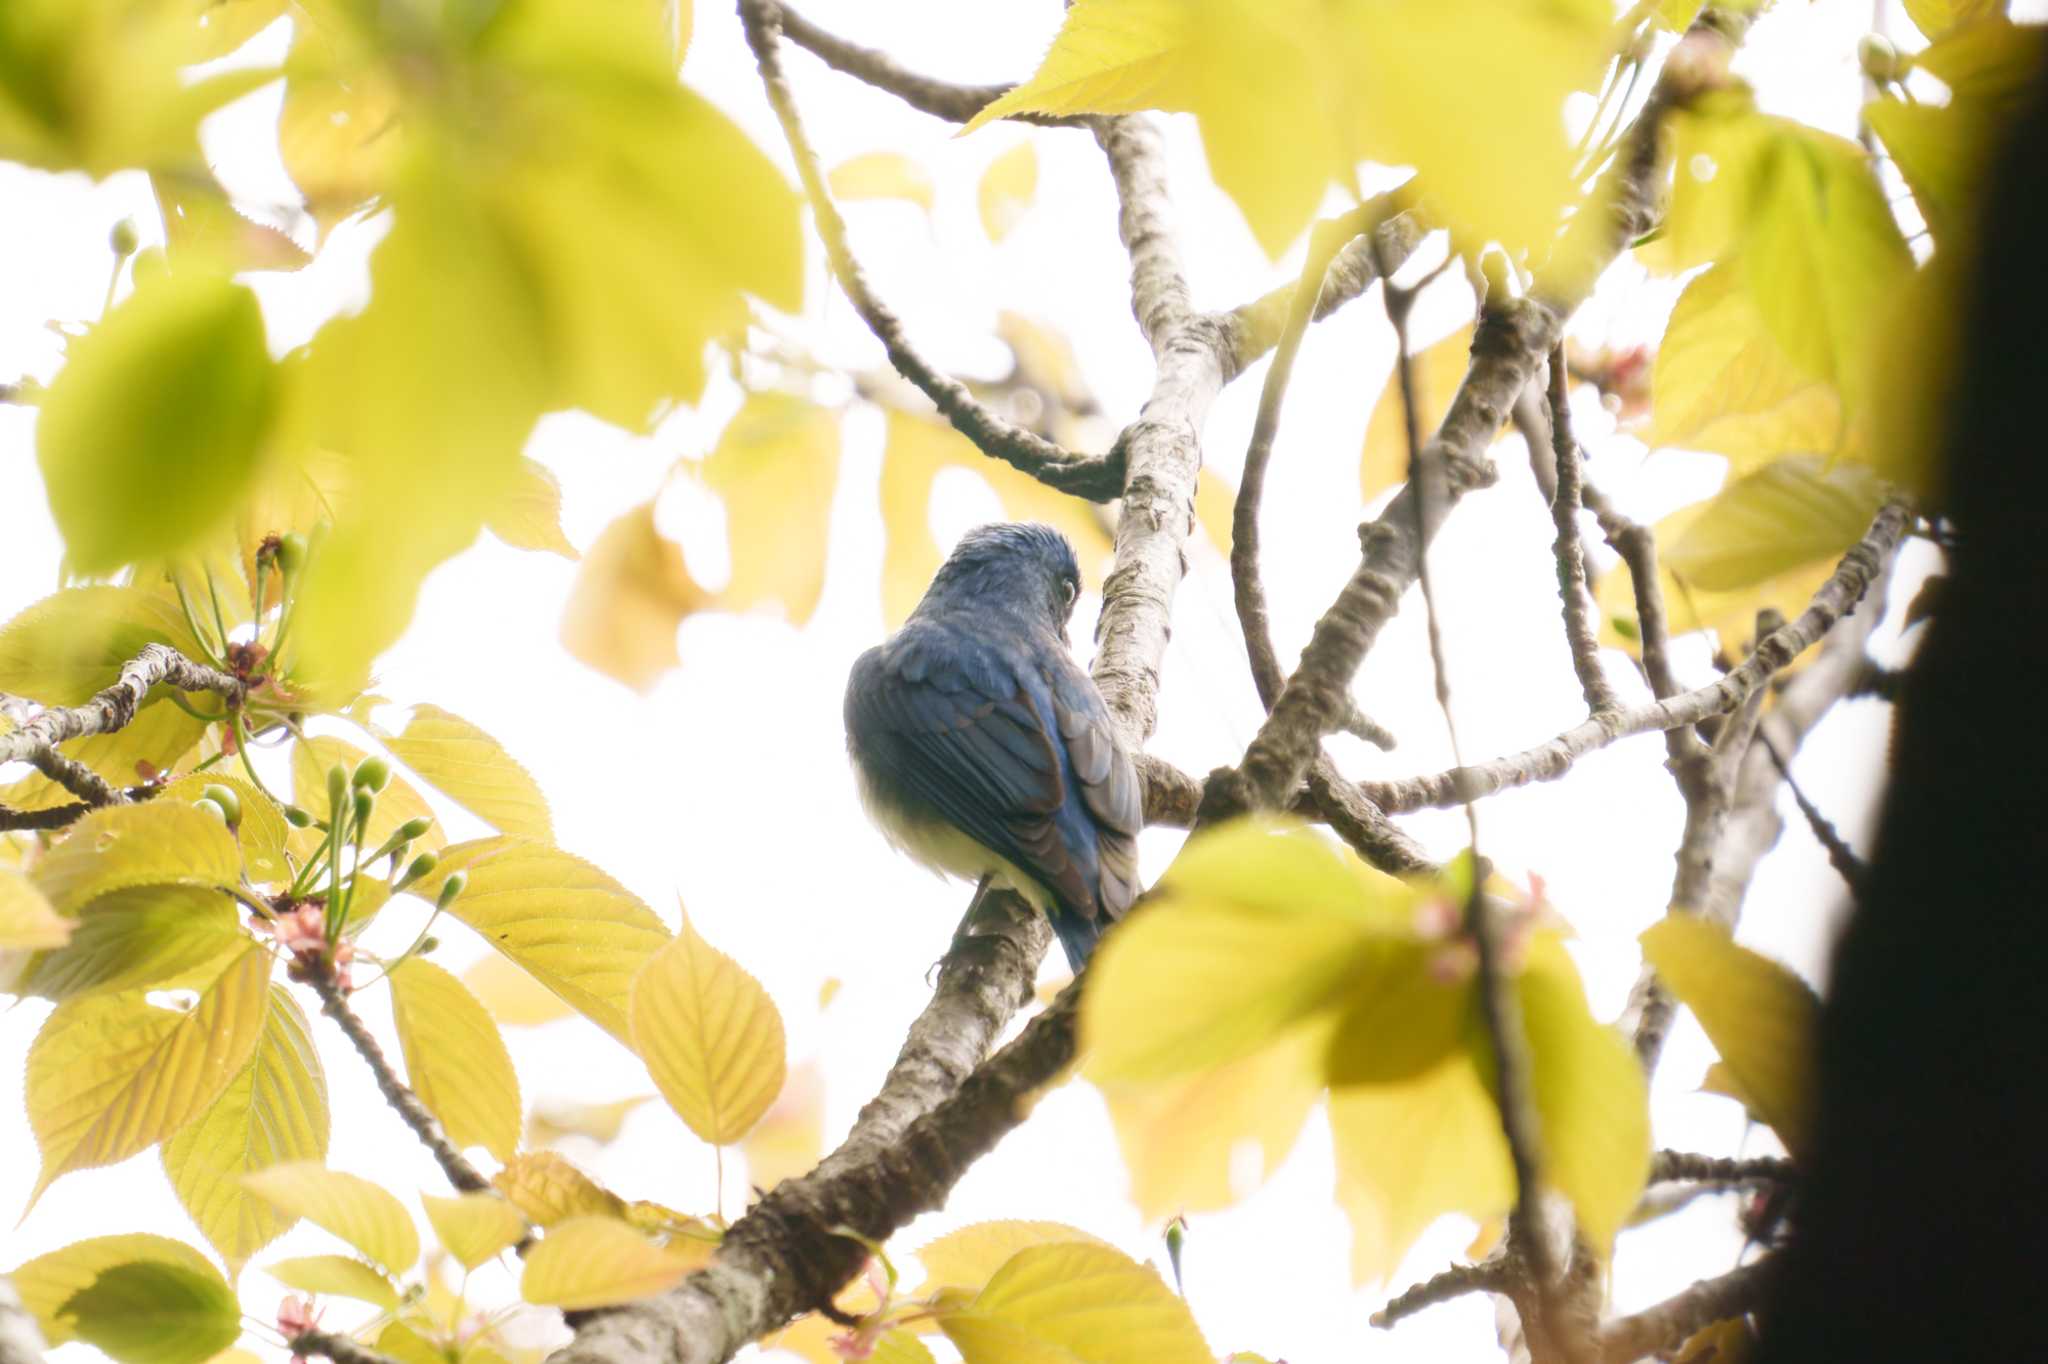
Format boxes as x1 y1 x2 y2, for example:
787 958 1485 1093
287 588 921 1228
0 643 244 779
1223 214 1428 379
288 1330 405 1364
1596 1257 1774 1363
1759 732 1868 891
777 4 1083 126
1545 353 1620 715
1373 1259 1515 1328
1649 1151 1797 1185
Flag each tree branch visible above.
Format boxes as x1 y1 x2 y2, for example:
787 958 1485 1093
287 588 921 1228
776 4 1083 126
1596 1257 1774 1363
288 1329 405 1364
1222 214 1426 379
0 643 243 796
1373 1259 1515 1328
1649 1151 1796 1186
1545 353 1620 715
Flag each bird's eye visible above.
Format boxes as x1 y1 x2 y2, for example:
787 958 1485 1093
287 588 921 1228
1061 577 1078 606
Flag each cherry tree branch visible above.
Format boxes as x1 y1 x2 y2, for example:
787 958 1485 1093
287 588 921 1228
1373 1259 1516 1328
1649 1151 1796 1185
1545 354 1620 715
288 1331 404 1364
776 4 1083 126
1596 1257 1774 1363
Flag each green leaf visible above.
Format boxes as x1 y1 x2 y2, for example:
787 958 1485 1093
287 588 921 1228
241 1161 421 1276
1902 0 2005 40
630 919 786 1145
421 1192 527 1271
0 868 71 950
58 1260 240 1364
265 1254 400 1309
389 957 523 1163
8 1234 216 1348
1664 457 1889 593
163 987 330 1271
409 837 671 1047
1633 91 1778 275
383 704 553 842
699 394 842 625
25 942 271 1207
31 800 243 914
518 1216 707 1310
936 1242 1212 1364
37 269 277 574
20 883 243 1002
158 771 294 885
1640 914 1820 1157
485 457 579 559
0 585 202 705
911 1222 1113 1301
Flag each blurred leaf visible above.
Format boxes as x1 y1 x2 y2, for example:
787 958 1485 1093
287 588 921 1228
1593 499 1836 653
560 500 708 693
409 837 671 1047
58 1260 240 1364
290 734 444 861
0 869 71 950
1640 914 1819 1157
384 704 553 842
8 1234 216 1348
20 883 242 1002
995 312 1093 411
422 1192 527 1272
1656 0 1707 27
1192 468 1237 556
0 586 201 705
519 1216 707 1310
390 957 523 1163
37 268 276 575
1902 0 2005 40
530 1095 652 1148
912 1221 1112 1303
1635 91 1778 274
153 171 308 273
1363 324 1473 502
486 458 578 559
738 1063 821 1193
493 1151 629 1228
1674 1318 1755 1364
278 32 403 235
1663 457 1887 593
242 1161 421 1276
265 1254 399 1309
936 1242 1211 1364
977 140 1038 243
373 1323 444 1364
163 987 329 1272
26 943 270 1207
463 952 576 1027
699 395 842 625
630 918 786 1145
829 151 935 212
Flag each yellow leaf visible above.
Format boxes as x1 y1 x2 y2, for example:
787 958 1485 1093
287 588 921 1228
1081 818 1410 1083
241 1161 421 1277
0 869 70 949
390 957 524 1163
422 1192 527 1271
1674 1318 1755 1364
374 1323 445 1364
265 1254 399 1309
977 141 1039 243
560 500 709 693
384 704 554 843
912 1221 1112 1301
1592 502 1836 654
462 953 576 1027
519 1216 707 1310
1650 265 1843 470
278 30 403 235
1329 1048 1514 1286
828 151 935 212
937 1241 1211 1364
31 798 242 915
290 734 445 865
630 919 787 1144
1191 468 1237 556
409 837 671 1047
700 395 842 625
529 1095 653 1148
0 586 201 705
493 1152 629 1228
19 884 243 1003
1663 457 1888 593
1640 914 1819 1157
1634 92 1778 275
8 1234 216 1348
486 458 579 559
163 987 330 1271
153 172 310 274
995 313 1094 412
1902 0 2005 40
963 2 1191 136
1362 325 1474 502
26 942 271 1208
739 1063 822 1194
157 772 294 885
1101 1020 1328 1220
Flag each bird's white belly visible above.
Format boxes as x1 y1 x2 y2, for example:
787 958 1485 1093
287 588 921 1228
850 758 1054 914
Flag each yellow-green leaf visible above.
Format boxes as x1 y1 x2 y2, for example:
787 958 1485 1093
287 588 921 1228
1329 1047 1514 1286
1593 500 1837 653
0 868 71 950
737 1063 820 1193
486 458 579 559
157 772 294 885
241 1161 421 1276
1902 0 2005 40
463 952 576 1027
977 141 1038 243
58 1259 240 1364
38 269 276 575
519 1216 707 1310
278 30 403 233
163 987 330 1271
31 800 242 915
422 1192 527 1271
1363 325 1473 502
383 704 553 842
630 919 786 1145
559 500 708 693
699 395 842 625
265 1254 399 1309
409 837 671 1046
1634 92 1778 275
530 1095 653 1148
829 151 935 212
937 1241 1211 1364
26 943 270 1206
1663 457 1888 593
912 1222 1113 1302
389 956 523 1163
20 884 242 1002
1640 914 1819 1157
962 2 1190 136
8 1234 216 1348
290 734 445 860
493 1151 629 1227
0 586 201 706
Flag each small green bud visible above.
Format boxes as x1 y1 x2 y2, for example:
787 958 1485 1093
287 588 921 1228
1858 32 1905 84
193 796 230 825
399 851 438 888
110 219 139 258
283 804 314 828
397 815 434 841
418 936 440 955
276 532 309 575
435 871 468 911
200 783 241 827
325 762 347 812
352 789 375 827
352 755 391 793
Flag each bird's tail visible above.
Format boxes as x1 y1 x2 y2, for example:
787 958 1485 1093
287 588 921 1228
1048 906 1103 973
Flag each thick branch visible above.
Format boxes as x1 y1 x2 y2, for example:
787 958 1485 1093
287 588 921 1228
1597 1258 1774 1363
0 643 242 784
1374 1260 1515 1328
288 1331 403 1364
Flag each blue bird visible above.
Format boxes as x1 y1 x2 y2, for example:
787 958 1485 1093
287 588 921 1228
845 523 1142 970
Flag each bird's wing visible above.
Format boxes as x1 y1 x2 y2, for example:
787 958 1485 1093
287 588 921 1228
1048 659 1143 922
848 636 1098 915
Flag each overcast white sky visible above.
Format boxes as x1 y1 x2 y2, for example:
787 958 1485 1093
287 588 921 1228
0 1 1985 1360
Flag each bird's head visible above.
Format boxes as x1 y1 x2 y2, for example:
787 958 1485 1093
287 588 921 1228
919 522 1083 637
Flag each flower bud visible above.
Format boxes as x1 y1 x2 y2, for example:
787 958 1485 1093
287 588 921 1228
200 783 242 827
435 871 468 911
352 755 391 793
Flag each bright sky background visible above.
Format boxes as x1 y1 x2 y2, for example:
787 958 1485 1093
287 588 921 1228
0 1 1986 1360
